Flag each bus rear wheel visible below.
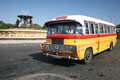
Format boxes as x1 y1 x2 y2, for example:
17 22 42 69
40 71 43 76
109 42 113 51
83 48 93 64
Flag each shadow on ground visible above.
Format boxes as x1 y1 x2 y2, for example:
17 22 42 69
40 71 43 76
29 52 85 67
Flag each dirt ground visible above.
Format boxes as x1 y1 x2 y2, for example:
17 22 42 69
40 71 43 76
0 39 120 80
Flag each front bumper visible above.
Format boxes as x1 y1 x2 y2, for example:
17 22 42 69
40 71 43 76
40 44 78 59
41 44 76 52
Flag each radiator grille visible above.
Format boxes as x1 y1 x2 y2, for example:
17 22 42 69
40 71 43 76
52 38 64 44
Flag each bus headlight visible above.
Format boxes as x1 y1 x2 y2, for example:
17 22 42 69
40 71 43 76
65 46 76 52
42 44 50 49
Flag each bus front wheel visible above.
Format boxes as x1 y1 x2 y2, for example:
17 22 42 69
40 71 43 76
83 48 93 64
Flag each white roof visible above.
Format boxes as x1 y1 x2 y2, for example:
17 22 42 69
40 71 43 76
51 15 115 26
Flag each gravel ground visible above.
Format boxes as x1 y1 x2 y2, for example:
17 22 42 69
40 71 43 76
0 39 120 80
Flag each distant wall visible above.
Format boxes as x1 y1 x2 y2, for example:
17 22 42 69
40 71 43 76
0 28 47 39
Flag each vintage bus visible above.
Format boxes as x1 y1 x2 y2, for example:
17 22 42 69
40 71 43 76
40 15 117 64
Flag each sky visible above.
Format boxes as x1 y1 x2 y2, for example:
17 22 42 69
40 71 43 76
0 0 120 25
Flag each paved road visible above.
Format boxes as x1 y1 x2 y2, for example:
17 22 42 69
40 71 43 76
0 40 120 80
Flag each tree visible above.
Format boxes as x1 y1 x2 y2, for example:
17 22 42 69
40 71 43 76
116 24 120 28
32 24 42 29
0 21 15 29
41 26 48 30
0 21 5 29
0 20 47 30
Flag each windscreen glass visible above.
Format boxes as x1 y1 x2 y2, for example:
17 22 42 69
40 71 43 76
47 22 82 34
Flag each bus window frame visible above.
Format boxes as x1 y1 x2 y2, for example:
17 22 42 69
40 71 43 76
84 21 90 34
103 24 105 34
95 23 99 34
108 26 111 33
89 22 95 34
105 25 109 34
99 23 104 34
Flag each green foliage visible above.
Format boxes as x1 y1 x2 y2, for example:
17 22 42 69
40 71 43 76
41 26 48 30
32 24 42 29
0 20 47 30
0 21 15 29
116 24 120 28
32 24 48 30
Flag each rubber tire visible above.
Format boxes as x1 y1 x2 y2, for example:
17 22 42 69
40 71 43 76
83 48 93 64
109 43 113 51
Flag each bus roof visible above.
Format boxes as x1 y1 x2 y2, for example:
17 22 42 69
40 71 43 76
45 15 115 26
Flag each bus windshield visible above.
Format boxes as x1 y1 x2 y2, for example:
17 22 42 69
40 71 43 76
47 22 83 34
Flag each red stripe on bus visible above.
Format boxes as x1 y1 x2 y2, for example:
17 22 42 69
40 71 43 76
47 34 116 39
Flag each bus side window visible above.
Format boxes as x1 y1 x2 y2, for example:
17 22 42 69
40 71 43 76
114 27 116 33
106 25 108 33
111 26 115 33
84 21 89 34
108 26 110 33
104 25 107 33
95 23 99 34
111 26 113 33
99 24 104 34
110 26 112 33
89 23 94 34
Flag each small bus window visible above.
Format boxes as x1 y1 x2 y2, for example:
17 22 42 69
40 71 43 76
114 27 116 33
106 26 109 33
95 24 99 34
111 26 115 33
104 25 107 33
85 22 89 34
110 26 112 33
99 24 104 33
90 23 94 34
108 26 110 33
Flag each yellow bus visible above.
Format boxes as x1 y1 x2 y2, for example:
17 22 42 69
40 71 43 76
40 15 117 64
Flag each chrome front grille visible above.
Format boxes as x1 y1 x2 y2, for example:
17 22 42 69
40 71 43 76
42 44 76 53
52 38 64 44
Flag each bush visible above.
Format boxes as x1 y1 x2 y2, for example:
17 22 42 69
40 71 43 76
32 24 42 29
0 21 15 29
116 24 120 28
0 21 47 30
